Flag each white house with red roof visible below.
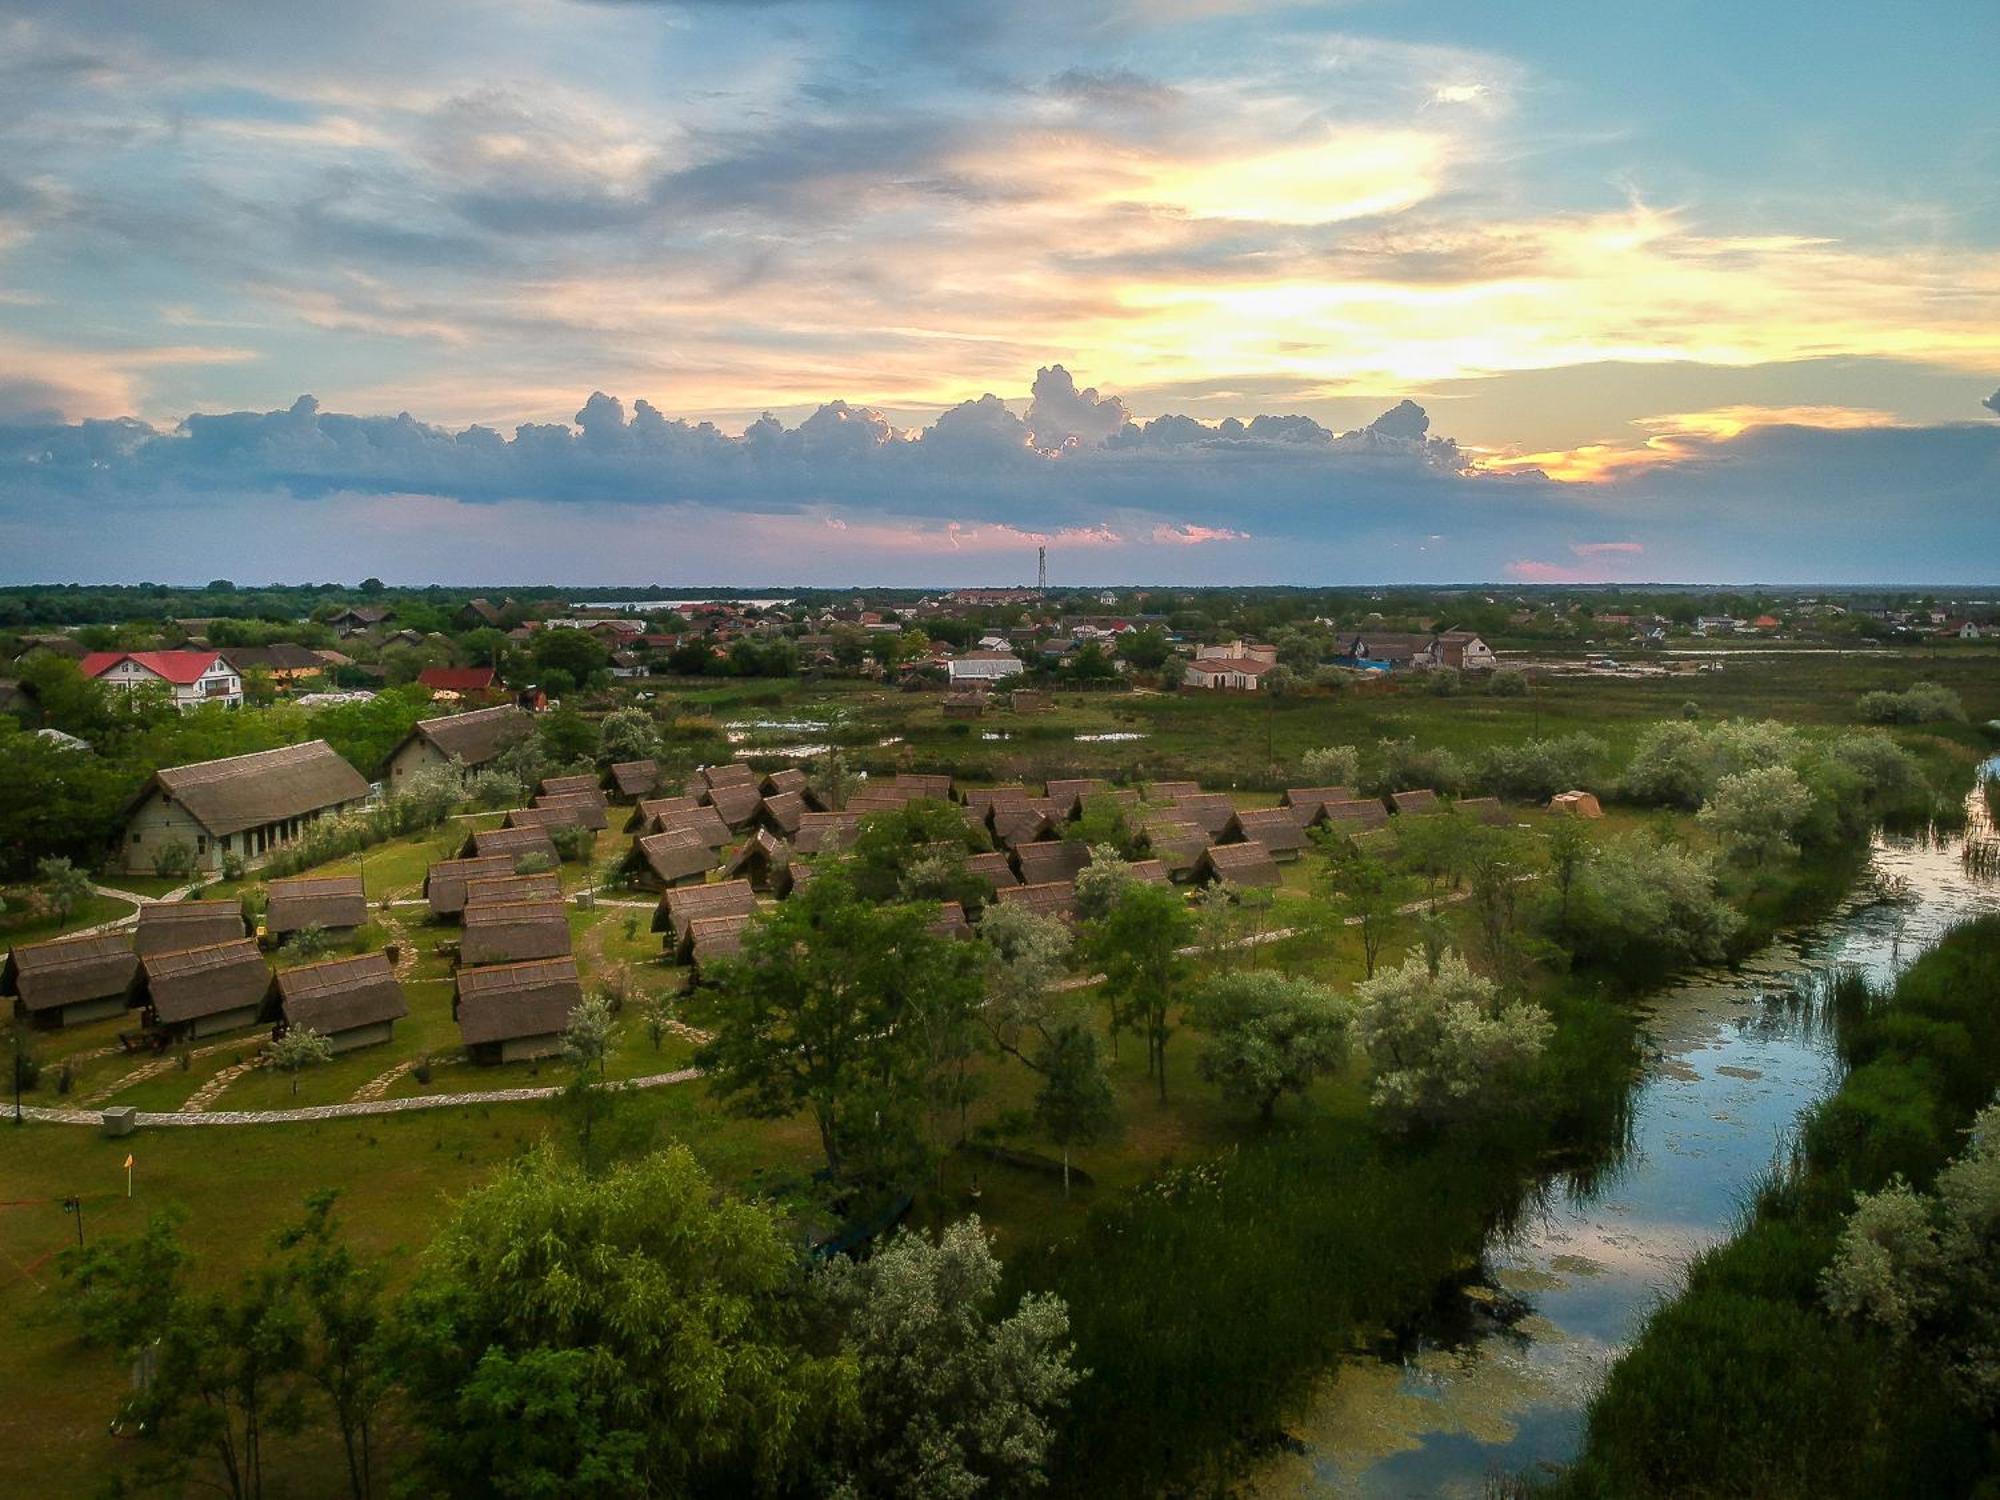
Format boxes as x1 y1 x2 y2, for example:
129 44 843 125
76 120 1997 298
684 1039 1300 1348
81 651 242 710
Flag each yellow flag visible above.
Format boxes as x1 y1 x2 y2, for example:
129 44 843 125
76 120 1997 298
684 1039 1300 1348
123 1154 134 1169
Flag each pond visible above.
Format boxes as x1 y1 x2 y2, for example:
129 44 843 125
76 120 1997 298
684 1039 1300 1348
1251 757 2000 1498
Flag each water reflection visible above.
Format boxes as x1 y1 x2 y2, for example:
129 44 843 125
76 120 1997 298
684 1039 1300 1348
1254 759 2000 1498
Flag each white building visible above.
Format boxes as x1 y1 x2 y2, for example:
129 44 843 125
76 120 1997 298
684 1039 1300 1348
947 649 1027 684
80 650 242 710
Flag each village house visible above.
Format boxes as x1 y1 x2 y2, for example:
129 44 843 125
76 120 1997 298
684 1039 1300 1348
1433 630 1497 670
82 650 243 710
263 874 367 938
137 939 273 1039
460 899 573 967
424 855 518 919
454 956 582 1063
947 648 1027 685
1196 841 1281 888
3 932 139 1029
218 643 332 686
326 605 393 637
655 879 760 948
136 900 251 955
1182 641 1279 691
629 827 718 889
114 741 371 876
416 665 500 700
275 952 409 1053
381 704 532 787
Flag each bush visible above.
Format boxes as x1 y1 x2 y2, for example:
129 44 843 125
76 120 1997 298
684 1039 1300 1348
1367 737 1463 795
1488 668 1529 697
1473 732 1607 802
152 839 197 880
1857 682 1966 725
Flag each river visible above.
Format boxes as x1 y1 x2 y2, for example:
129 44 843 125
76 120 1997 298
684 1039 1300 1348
1251 758 2000 1498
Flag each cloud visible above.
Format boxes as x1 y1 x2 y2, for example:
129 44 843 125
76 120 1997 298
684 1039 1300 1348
1026 363 1131 450
1571 540 1643 556
1986 388 2000 416
1152 522 1249 545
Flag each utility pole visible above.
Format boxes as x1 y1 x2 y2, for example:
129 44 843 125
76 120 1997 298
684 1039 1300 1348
11 1021 21 1125
63 1195 85 1250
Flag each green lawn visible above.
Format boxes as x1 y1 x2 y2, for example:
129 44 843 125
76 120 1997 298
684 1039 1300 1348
0 892 134 946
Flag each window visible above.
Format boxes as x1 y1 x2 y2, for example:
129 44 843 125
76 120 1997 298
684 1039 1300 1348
196 836 207 854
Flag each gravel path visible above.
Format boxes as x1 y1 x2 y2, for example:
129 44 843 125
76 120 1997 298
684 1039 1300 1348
17 1067 702 1128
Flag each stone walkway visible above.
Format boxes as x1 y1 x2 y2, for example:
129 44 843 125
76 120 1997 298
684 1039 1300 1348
18 1067 702 1128
181 1051 267 1112
81 1037 247 1107
349 1058 418 1102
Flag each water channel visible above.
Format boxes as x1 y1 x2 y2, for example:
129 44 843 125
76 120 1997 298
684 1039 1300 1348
1253 759 2000 1497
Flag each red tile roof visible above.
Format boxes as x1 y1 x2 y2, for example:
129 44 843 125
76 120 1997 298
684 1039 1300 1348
418 666 498 694
80 650 225 686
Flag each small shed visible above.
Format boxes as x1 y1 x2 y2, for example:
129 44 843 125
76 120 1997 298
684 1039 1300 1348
1196 841 1281 889
996 880 1080 922
657 879 759 946
1169 793 1238 838
942 693 986 720
464 872 564 909
966 850 1022 892
539 773 600 799
630 827 716 889
1008 690 1053 714
1453 796 1512 826
455 956 582 1063
425 854 516 919
992 807 1057 849
1321 799 1391 833
1550 790 1604 819
135 899 249 957
460 899 573 966
759 790 807 837
1390 789 1441 816
701 763 759 790
139 939 273 1037
532 792 609 831
1226 808 1308 861
763 766 809 798
608 759 661 800
1141 820 1210 880
627 794 700 832
723 828 790 891
275 952 408 1053
893 772 956 801
465 825 559 866
1017 840 1092 885
683 912 753 976
651 804 733 851
928 901 973 940
264 875 367 938
1045 778 1111 817
3 932 138 1029
793 812 862 856
1282 786 1352 823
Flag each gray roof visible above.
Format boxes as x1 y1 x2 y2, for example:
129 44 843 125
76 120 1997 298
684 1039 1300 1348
2 932 138 1014
135 900 248 956
264 875 367 935
460 899 573 966
1228 808 1307 854
996 881 1079 921
142 939 272 1024
138 740 368 839
408 705 532 769
467 825 559 864
609 759 660 797
538 774 600 798
632 827 717 886
1198 841 1281 887
425 855 516 917
276 952 408 1035
464 872 563 908
1017 840 1091 884
659 879 758 942
455 956 582 1046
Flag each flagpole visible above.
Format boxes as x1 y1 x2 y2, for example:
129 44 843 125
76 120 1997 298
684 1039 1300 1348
125 1153 133 1198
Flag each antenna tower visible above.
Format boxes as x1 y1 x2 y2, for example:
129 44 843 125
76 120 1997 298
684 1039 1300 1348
1037 545 1047 592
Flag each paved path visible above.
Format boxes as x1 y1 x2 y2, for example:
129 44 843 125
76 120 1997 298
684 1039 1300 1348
15 1068 702 1128
67 881 204 938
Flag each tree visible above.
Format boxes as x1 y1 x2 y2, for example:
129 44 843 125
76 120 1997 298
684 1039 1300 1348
1822 1101 2000 1417
397 1146 854 1498
531 628 611 683
1087 880 1193 1102
35 855 93 922
1315 843 1406 978
1560 834 1742 970
1073 843 1139 922
1115 627 1172 672
274 1193 390 1500
640 996 672 1052
1070 794 1139 859
1299 743 1361 788
596 706 662 767
979 903 1077 1069
849 798 989 905
1191 971 1349 1122
1699 764 1813 864
810 747 858 811
563 994 615 1084
817 1217 1079 1498
697 869 975 1180
278 924 333 965
269 1026 334 1097
62 1211 307 1500
537 705 597 767
1033 1026 1117 1196
1352 949 1552 1132
1543 814 1591 938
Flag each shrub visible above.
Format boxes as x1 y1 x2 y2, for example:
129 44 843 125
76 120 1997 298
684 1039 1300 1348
152 839 197 880
1352 949 1551 1131
1699 765 1814 865
1857 682 1966 725
1299 744 1361 788
1368 737 1463 795
1488 668 1529 697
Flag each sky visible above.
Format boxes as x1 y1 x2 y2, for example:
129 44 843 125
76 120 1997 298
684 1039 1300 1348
0 0 1996 587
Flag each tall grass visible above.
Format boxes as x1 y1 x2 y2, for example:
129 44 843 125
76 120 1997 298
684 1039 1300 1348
1550 917 2000 1499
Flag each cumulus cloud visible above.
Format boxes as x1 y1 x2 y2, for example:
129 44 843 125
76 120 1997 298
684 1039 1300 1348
1026 364 1131 450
